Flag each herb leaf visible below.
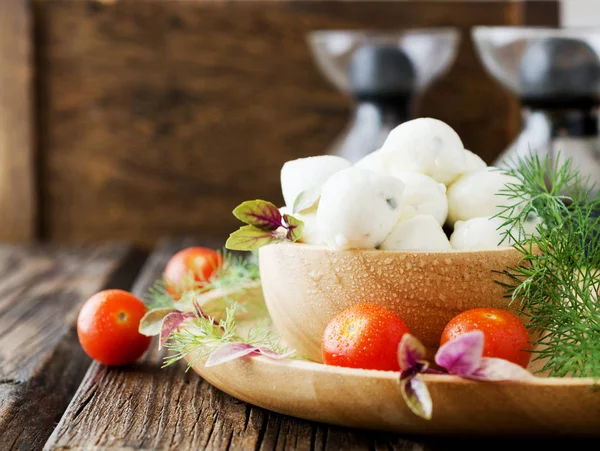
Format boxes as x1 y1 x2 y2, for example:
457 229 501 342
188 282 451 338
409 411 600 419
226 225 284 251
434 330 483 376
470 358 534 381
204 342 259 367
496 153 600 377
139 308 178 336
162 304 293 370
434 330 533 381
400 375 432 420
205 342 294 367
227 200 305 251
233 200 283 231
160 312 195 349
283 214 304 242
397 333 427 372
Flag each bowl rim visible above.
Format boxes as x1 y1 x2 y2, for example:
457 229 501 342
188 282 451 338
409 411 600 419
266 241 523 256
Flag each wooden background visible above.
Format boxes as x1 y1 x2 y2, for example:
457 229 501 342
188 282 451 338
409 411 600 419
1 0 558 249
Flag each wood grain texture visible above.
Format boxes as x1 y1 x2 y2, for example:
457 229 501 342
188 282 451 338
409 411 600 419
0 0 36 241
0 242 142 451
33 1 559 249
191 353 600 436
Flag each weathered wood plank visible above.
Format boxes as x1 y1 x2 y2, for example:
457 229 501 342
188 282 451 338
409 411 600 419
44 238 440 450
0 242 144 450
33 0 559 249
0 0 36 241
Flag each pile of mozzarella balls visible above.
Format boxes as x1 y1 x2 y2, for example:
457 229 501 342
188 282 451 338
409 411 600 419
280 118 533 251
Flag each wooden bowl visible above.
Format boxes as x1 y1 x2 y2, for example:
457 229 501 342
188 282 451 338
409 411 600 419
259 242 524 362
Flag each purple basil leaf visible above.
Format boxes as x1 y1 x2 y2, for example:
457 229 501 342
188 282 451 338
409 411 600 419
283 214 304 242
159 312 195 349
469 358 535 381
256 346 295 359
225 225 284 251
205 344 294 368
400 375 432 420
397 333 426 372
205 342 258 367
435 330 485 376
399 367 418 382
233 200 283 231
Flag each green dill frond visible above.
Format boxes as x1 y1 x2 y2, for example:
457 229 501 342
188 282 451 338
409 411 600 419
143 248 261 311
144 279 175 310
496 152 600 377
162 303 292 370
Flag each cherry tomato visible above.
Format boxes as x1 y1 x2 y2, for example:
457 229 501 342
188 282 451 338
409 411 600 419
321 303 410 371
440 308 532 368
164 247 221 299
77 289 152 366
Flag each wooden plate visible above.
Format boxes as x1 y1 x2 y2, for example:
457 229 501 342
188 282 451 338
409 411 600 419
186 353 600 437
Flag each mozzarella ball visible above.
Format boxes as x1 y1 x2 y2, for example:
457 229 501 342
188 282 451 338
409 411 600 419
450 217 513 250
279 205 322 245
355 148 394 174
380 215 452 251
393 172 448 226
281 155 351 210
380 118 467 184
463 149 487 174
317 167 405 249
447 168 521 226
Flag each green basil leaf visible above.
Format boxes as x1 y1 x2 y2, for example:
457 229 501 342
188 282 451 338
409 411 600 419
225 225 284 251
232 200 283 231
283 214 304 242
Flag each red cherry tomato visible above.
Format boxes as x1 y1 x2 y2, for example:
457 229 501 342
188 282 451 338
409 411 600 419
440 308 532 368
77 289 152 366
164 247 221 299
321 303 410 371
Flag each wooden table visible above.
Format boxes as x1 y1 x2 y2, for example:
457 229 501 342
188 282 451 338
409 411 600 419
1 238 598 450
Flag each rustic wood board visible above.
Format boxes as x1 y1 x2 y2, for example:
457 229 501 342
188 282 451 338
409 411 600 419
33 1 558 249
44 237 597 450
0 242 143 451
0 0 36 241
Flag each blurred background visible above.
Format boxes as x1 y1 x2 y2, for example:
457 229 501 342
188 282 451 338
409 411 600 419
1 0 598 250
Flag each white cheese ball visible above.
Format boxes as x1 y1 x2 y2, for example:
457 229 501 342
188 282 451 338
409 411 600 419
279 206 322 245
450 217 513 250
463 149 487 174
317 167 405 249
281 155 351 210
355 148 394 174
446 168 520 226
380 118 467 184
380 215 452 251
393 172 448 226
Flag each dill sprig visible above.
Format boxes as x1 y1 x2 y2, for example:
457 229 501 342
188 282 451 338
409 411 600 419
163 304 291 370
496 153 600 377
144 248 261 311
